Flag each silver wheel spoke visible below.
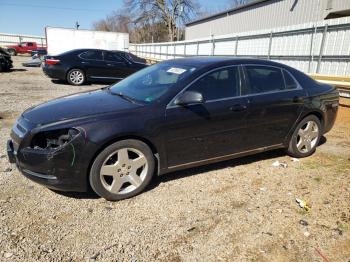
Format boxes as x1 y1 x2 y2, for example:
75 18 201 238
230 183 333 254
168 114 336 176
128 173 142 187
297 140 305 151
118 149 129 164
305 141 312 152
110 178 123 193
100 165 117 177
132 156 146 169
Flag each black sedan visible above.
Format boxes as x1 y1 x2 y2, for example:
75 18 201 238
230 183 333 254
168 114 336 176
42 49 147 85
8 57 339 200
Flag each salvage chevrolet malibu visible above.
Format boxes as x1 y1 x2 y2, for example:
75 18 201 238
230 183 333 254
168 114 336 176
7 57 339 200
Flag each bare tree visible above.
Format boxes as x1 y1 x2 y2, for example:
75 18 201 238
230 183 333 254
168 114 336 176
125 0 199 41
93 11 132 33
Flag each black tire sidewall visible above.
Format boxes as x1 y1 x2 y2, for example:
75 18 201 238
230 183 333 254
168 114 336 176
89 139 155 201
287 115 322 158
67 69 85 85
8 49 16 56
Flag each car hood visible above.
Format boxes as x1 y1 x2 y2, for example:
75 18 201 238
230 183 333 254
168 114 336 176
22 89 143 125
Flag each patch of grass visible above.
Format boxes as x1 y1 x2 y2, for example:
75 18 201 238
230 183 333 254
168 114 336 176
313 177 322 183
337 222 348 232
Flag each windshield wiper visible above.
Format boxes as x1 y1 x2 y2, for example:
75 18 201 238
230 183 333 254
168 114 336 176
112 92 137 104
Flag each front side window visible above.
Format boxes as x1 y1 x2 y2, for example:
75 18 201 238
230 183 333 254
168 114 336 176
80 50 103 60
27 43 33 47
110 63 196 103
186 66 240 101
243 65 285 95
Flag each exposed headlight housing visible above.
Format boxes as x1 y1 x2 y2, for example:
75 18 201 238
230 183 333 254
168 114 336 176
31 128 80 150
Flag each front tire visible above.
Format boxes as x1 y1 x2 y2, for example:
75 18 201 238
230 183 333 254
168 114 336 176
287 115 322 158
89 139 155 201
67 69 85 85
8 49 16 56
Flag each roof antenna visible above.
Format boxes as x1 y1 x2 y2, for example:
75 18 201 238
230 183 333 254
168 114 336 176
75 21 80 30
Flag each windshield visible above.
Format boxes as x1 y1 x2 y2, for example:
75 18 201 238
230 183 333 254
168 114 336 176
109 63 196 103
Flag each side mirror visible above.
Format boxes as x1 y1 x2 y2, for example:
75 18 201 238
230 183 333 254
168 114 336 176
174 91 204 106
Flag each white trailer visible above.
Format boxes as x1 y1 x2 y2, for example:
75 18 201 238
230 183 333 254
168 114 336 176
45 27 129 55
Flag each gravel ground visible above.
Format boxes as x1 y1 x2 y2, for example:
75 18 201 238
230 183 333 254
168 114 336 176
0 56 349 262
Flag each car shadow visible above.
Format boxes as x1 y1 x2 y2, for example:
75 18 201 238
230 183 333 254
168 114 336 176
51 79 117 86
53 136 327 200
1 69 27 73
145 148 287 192
50 189 100 199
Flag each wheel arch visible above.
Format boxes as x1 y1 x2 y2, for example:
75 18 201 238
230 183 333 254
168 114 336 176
300 110 324 131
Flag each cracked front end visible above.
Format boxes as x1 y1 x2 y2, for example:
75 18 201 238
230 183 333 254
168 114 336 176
7 117 91 192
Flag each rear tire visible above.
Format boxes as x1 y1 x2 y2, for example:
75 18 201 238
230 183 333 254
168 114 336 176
89 139 155 201
287 115 322 158
67 69 85 85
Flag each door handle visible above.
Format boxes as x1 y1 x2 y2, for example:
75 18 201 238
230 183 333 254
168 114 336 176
293 96 303 103
229 104 247 112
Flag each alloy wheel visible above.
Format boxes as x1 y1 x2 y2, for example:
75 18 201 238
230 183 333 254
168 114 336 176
296 120 319 153
99 148 148 195
69 70 84 85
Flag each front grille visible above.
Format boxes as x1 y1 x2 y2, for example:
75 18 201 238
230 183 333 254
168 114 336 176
16 123 27 134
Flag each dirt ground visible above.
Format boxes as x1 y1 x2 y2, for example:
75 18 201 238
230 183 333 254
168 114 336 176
0 56 349 262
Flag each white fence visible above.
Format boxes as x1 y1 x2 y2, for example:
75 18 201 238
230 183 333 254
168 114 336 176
0 33 46 47
130 17 350 76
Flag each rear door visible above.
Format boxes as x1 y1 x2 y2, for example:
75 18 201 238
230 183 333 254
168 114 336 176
165 65 250 168
242 65 306 149
78 50 105 79
103 51 132 80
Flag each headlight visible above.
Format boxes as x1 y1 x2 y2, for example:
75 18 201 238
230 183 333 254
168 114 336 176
31 128 80 150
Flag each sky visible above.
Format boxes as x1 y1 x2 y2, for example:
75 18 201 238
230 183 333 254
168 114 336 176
0 0 232 36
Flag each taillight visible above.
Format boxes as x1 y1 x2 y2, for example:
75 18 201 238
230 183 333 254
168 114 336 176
45 59 60 65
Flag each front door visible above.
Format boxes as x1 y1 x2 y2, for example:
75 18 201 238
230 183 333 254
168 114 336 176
78 50 106 78
165 66 249 168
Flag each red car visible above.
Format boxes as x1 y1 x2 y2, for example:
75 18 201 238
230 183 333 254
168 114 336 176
6 42 46 56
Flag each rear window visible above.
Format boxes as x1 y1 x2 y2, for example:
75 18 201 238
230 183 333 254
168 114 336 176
283 70 298 90
79 50 103 60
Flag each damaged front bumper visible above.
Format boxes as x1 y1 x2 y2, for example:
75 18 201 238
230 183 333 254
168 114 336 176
7 119 92 192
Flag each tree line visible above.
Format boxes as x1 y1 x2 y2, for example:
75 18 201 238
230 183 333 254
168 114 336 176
93 0 251 43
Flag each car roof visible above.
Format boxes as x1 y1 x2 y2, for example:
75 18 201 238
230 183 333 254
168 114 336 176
161 56 288 70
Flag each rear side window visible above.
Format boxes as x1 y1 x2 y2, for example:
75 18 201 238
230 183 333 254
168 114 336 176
283 70 298 90
243 65 285 95
104 52 124 63
187 66 240 101
80 50 103 60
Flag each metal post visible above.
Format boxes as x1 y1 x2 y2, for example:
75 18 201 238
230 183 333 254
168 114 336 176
267 31 273 59
211 35 215 56
316 24 328 73
166 45 169 60
196 41 199 56
308 26 315 73
235 35 239 56
173 43 176 59
184 42 186 57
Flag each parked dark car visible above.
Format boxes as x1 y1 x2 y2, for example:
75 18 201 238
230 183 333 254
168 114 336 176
42 49 148 85
7 57 339 200
0 47 13 72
